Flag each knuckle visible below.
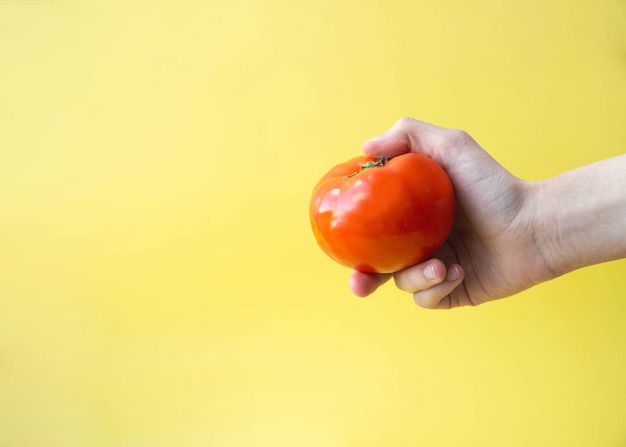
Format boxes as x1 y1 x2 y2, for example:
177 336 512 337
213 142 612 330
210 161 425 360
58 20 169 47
392 272 407 291
393 271 411 292
413 292 439 309
395 116 417 128
447 128 474 146
393 267 423 293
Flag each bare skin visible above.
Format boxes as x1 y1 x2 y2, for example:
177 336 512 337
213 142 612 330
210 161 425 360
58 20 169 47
349 118 626 309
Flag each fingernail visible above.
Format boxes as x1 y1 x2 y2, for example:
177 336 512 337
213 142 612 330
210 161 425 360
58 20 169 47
424 263 438 280
445 266 460 282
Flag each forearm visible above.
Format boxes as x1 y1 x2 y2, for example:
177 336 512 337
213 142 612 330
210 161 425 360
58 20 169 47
532 154 626 279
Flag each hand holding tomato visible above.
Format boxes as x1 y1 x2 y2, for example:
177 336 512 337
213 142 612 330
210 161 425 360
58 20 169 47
317 118 557 309
312 117 626 309
310 153 455 274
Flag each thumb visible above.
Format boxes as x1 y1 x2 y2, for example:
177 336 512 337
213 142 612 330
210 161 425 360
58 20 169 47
362 117 450 160
361 117 486 177
362 128 412 158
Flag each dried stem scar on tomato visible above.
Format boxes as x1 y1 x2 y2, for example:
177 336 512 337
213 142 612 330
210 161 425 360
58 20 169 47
310 153 455 274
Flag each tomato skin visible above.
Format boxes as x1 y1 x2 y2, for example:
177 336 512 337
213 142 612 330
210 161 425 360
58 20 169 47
310 153 455 274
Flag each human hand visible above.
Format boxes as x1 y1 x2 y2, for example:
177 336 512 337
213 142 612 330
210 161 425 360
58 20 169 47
349 118 552 308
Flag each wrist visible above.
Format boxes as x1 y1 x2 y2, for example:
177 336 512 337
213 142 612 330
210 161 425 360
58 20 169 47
526 180 570 281
526 155 626 281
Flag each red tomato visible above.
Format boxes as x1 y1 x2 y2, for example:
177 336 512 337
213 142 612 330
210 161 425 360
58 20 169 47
310 153 455 274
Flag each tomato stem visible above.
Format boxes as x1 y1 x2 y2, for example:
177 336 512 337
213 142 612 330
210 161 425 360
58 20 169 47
361 157 390 170
345 157 391 179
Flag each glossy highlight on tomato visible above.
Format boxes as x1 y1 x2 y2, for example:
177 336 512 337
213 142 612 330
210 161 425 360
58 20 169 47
310 153 455 274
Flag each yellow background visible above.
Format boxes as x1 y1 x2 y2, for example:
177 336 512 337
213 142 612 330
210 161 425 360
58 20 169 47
1 1 625 446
